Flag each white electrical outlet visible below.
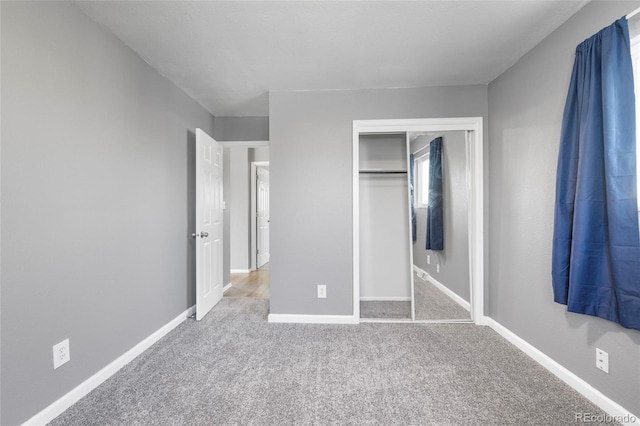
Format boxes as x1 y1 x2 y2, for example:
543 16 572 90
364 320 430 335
436 264 440 273
596 348 609 373
427 255 431 264
53 339 70 369
317 285 327 299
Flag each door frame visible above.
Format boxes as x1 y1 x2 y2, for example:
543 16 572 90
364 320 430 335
352 117 485 324
251 161 270 270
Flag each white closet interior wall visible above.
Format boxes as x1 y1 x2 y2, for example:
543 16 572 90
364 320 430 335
359 133 412 301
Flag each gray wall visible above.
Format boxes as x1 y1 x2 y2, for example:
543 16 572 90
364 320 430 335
269 86 488 315
251 147 270 163
488 0 640 415
412 131 470 303
214 116 269 142
0 2 215 425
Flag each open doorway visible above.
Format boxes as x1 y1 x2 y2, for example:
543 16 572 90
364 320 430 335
222 144 270 299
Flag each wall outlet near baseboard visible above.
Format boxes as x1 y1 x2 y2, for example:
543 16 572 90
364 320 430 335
596 348 609 373
317 284 327 299
427 255 431 264
436 264 440 273
53 338 70 369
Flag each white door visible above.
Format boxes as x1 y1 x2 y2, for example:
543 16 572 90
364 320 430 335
195 128 223 321
257 167 270 268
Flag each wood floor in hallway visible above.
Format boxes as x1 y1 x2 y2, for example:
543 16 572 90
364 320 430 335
224 266 270 298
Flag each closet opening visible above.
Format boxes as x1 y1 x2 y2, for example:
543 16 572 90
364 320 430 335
358 133 413 320
352 118 484 324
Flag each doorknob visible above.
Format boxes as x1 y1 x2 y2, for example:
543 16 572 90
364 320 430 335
191 232 209 238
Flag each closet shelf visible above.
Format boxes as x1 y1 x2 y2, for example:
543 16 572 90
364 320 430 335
359 169 407 174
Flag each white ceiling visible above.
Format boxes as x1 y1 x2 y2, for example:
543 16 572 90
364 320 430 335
76 1 589 117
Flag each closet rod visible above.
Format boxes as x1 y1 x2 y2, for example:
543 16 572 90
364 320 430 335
628 6 640 20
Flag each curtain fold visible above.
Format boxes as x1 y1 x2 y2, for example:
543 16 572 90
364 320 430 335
426 137 443 250
552 17 640 330
410 153 416 242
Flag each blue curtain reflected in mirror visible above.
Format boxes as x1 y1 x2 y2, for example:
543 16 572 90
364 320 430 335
426 137 443 251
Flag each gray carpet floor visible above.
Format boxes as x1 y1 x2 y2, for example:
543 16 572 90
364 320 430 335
360 300 411 319
360 273 471 321
49 298 617 425
414 275 471 321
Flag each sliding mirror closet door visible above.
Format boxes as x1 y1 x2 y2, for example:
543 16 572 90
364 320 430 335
359 133 413 320
409 131 472 321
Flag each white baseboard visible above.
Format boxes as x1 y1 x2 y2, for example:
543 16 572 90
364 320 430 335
359 297 411 302
223 282 232 292
360 318 412 323
268 313 359 324
485 318 639 426
413 265 470 312
23 305 196 426
230 269 251 274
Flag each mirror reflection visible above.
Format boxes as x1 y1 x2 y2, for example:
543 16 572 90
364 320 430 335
411 131 471 321
358 131 471 321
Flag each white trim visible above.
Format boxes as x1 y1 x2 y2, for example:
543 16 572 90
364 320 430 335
412 144 430 158
426 275 471 312
468 122 485 325
412 265 470 312
22 306 196 426
412 264 427 277
230 269 251 274
223 282 233 292
268 313 359 324
353 117 484 325
360 318 413 324
405 132 416 321
627 6 640 20
359 296 411 302
485 318 639 426
219 140 269 147
352 122 361 320
361 318 472 324
355 118 482 133
413 319 474 324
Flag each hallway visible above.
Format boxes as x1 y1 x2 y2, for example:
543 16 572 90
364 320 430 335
224 265 270 299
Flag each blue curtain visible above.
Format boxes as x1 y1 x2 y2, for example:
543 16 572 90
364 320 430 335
410 153 416 241
426 137 443 250
552 17 640 331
